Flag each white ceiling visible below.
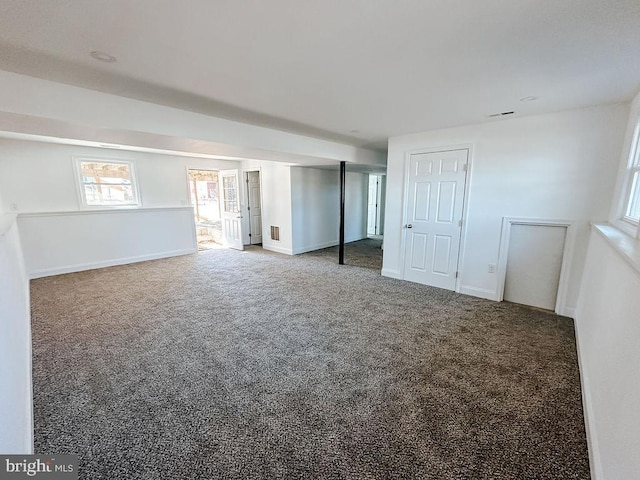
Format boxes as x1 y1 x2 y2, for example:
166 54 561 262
1 0 639 150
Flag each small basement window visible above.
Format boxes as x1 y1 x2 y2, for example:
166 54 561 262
75 159 140 207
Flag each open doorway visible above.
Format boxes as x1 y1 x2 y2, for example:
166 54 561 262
245 170 263 245
188 169 223 250
367 174 384 238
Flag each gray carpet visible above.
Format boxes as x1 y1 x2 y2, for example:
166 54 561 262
30 239 590 479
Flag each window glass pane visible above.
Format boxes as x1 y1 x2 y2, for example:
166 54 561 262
222 176 238 213
625 170 640 222
78 161 138 206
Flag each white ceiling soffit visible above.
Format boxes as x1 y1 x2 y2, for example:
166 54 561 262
0 0 639 149
0 111 343 167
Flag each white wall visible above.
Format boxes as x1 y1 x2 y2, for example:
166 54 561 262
383 103 628 313
290 167 368 254
344 171 369 243
18 208 196 278
0 208 33 453
575 227 640 479
291 167 339 254
0 138 240 277
378 175 387 236
242 160 294 255
573 90 640 480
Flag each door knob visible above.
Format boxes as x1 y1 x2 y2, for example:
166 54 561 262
406 224 413 229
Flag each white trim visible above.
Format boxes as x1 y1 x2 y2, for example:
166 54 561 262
591 223 640 275
496 217 576 314
242 167 264 246
400 145 472 291
458 284 496 301
609 94 640 238
28 248 196 279
561 306 576 319
292 240 338 255
73 156 142 209
25 272 34 454
381 267 402 279
18 206 194 218
574 319 603 480
185 167 220 249
262 244 293 255
610 217 638 238
455 145 474 293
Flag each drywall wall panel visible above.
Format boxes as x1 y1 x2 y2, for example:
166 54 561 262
19 208 196 278
379 175 387 236
242 160 293 254
290 167 368 254
344 171 369 243
290 167 339 253
575 227 640 479
384 103 628 311
0 214 32 453
504 224 566 310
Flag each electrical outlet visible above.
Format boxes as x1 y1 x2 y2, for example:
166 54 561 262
488 263 496 274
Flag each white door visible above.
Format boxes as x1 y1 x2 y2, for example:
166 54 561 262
246 171 262 245
219 169 244 250
367 175 379 235
402 149 468 290
504 224 566 310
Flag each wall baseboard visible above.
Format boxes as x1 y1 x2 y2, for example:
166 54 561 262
458 284 497 301
573 317 603 480
291 236 369 255
561 306 576 319
292 240 337 255
262 244 293 256
28 248 196 279
381 268 402 279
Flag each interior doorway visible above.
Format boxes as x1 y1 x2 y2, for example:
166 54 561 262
188 169 223 250
367 174 382 236
245 171 263 245
401 149 469 291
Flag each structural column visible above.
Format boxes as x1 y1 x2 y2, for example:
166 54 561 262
339 161 346 265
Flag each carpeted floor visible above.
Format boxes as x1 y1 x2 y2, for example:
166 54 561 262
30 239 590 479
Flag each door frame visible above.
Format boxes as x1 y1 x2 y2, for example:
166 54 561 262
496 217 576 316
400 144 473 292
243 168 264 245
185 167 221 248
367 174 382 236
219 169 244 250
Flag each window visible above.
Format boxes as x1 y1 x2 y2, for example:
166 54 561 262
623 123 640 224
75 159 139 207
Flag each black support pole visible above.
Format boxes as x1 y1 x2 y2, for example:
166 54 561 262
339 161 346 265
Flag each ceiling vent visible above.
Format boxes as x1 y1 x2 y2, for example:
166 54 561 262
488 111 515 118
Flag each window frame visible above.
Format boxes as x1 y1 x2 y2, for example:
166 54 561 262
621 122 640 227
611 110 640 240
73 157 141 209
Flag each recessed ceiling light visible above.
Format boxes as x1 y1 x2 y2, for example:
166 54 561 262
520 96 538 102
90 51 117 63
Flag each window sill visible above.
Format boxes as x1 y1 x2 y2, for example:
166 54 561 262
592 223 640 276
